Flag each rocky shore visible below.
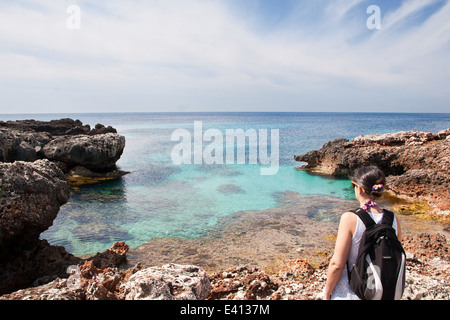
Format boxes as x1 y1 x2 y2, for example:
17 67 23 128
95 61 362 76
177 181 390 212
1 232 448 300
1 123 449 300
294 129 450 219
0 119 126 294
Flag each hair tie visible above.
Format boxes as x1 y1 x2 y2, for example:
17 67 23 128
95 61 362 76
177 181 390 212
372 184 384 191
362 200 377 211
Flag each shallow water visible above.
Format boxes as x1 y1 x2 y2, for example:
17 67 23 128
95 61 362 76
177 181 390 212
126 191 450 273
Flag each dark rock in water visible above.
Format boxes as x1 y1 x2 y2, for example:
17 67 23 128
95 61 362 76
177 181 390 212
43 133 125 171
216 183 246 194
294 129 450 217
66 165 129 186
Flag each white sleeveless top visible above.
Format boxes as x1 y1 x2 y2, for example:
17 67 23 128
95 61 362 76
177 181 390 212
330 210 398 300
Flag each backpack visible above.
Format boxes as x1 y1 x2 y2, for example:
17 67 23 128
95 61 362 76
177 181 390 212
347 208 406 300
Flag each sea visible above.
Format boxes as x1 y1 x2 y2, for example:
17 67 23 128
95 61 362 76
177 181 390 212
1 112 449 257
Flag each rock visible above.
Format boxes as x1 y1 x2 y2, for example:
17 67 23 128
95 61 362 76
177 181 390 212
0 129 52 162
0 160 70 253
0 242 134 300
0 160 79 294
401 233 450 300
0 118 90 136
208 266 280 300
403 272 450 300
1 233 448 300
351 130 440 147
0 119 126 184
1 261 211 300
402 233 449 262
43 133 125 170
121 264 211 300
88 123 117 135
0 277 79 300
66 165 129 186
294 129 450 217
87 242 129 269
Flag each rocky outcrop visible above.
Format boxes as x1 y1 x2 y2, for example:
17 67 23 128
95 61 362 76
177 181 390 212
0 261 212 301
0 118 116 136
0 119 126 184
43 133 125 170
294 129 450 217
0 242 130 300
0 160 80 294
0 119 127 294
0 129 52 162
0 160 70 254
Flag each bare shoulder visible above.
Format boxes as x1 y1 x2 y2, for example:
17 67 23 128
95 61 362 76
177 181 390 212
340 211 357 223
339 211 358 235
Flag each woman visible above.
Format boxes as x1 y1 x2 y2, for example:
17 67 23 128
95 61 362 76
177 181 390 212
323 166 402 300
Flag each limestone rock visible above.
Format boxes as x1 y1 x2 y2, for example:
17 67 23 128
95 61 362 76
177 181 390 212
0 160 70 253
0 160 78 294
0 129 52 162
294 129 450 217
0 119 126 181
0 118 90 136
43 133 125 170
121 264 211 300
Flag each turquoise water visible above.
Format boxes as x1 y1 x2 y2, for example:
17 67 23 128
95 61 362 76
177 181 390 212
2 112 449 256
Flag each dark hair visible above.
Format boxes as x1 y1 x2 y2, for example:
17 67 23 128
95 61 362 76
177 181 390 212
350 166 386 199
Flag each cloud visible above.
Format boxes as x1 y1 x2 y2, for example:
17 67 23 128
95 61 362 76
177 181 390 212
0 0 448 113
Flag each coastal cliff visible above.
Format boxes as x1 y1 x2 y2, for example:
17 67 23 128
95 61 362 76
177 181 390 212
0 160 81 294
0 119 126 294
294 129 450 218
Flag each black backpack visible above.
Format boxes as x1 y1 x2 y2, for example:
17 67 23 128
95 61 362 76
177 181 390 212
347 208 406 300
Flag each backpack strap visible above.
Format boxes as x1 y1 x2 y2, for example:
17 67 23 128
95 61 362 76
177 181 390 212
350 208 396 228
350 208 376 228
381 209 395 226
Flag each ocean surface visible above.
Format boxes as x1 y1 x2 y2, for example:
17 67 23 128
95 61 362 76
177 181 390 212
1 112 449 257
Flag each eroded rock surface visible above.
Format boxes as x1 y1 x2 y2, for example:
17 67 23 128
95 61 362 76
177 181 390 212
295 129 450 217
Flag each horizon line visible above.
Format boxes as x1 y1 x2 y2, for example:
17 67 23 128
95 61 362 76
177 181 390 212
1 111 450 116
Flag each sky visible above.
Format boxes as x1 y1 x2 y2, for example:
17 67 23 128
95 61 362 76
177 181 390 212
0 0 449 114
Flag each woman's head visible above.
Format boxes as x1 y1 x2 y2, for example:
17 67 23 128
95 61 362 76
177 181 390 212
350 165 386 199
